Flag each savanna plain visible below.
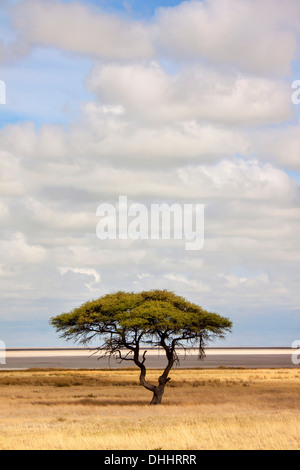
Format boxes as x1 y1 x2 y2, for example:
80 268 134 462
0 368 299 450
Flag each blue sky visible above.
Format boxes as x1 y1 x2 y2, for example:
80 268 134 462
0 48 93 126
0 0 300 348
59 0 184 16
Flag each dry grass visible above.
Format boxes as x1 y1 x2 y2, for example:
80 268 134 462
0 368 299 450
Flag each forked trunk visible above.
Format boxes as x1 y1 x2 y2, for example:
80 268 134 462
136 349 173 405
150 385 165 405
149 375 171 405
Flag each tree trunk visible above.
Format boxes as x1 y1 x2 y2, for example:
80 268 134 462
150 385 165 405
150 375 171 405
136 349 173 405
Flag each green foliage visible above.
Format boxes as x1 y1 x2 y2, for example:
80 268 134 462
50 290 232 351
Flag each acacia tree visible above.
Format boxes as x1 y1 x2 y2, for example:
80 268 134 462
50 290 232 405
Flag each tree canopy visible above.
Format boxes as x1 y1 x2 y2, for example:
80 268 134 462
51 290 232 404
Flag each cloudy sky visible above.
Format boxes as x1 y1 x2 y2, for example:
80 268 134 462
0 0 300 347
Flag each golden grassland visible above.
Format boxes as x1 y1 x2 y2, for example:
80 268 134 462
0 368 299 450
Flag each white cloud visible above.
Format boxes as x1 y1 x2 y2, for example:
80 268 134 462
88 62 293 125
13 0 153 60
155 0 300 76
178 159 298 200
250 121 300 170
59 267 101 292
0 151 26 196
0 200 8 219
8 0 300 76
137 273 151 280
0 232 47 264
218 272 270 288
0 40 6 62
0 0 299 342
164 273 210 293
24 198 94 232
0 113 250 166
0 123 37 156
